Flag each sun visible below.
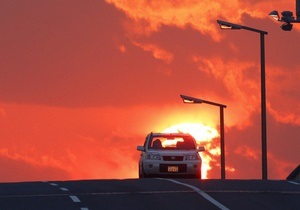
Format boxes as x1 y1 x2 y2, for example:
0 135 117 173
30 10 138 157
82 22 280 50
162 123 219 179
162 123 218 142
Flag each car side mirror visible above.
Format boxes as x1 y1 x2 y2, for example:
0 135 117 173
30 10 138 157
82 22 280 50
137 146 145 151
197 146 205 152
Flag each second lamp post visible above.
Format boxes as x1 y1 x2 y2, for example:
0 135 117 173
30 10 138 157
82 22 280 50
180 94 227 179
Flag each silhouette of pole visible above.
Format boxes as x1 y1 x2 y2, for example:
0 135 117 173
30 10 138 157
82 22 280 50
217 20 268 180
180 94 227 179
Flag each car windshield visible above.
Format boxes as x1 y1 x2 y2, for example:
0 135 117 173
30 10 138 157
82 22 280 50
149 136 196 150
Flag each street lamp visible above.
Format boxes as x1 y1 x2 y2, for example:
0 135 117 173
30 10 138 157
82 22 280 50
217 19 268 180
180 94 227 180
269 0 300 31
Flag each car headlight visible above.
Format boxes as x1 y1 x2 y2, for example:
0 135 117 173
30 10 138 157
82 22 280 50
146 153 161 160
186 153 200 160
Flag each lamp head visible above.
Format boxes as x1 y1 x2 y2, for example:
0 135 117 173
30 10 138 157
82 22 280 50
281 22 293 31
269 10 280 21
182 98 197 103
217 20 242 30
269 10 297 31
180 94 203 104
281 11 295 22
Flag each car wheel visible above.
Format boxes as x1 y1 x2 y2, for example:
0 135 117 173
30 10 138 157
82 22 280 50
139 163 148 178
194 171 201 179
138 164 142 178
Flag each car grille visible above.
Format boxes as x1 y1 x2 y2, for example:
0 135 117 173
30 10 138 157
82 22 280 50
162 156 184 161
159 164 187 173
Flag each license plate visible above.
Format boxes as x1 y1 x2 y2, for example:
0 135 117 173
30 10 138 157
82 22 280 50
168 166 179 172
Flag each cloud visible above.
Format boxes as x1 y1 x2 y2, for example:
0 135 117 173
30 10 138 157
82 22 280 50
106 0 224 40
268 152 297 179
192 54 300 129
235 146 259 160
192 56 260 127
0 148 70 182
0 148 62 169
0 103 180 180
106 0 272 41
266 65 300 125
131 41 174 64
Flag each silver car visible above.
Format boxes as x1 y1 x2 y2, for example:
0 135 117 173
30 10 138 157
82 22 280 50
137 132 205 179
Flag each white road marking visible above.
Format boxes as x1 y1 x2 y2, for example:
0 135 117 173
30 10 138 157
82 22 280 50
158 178 230 210
60 187 69 191
81 208 89 210
287 181 300 185
49 183 58 187
69 195 81 203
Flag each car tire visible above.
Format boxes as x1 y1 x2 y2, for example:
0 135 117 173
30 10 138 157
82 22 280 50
138 164 143 179
138 164 142 178
139 163 148 178
194 171 201 179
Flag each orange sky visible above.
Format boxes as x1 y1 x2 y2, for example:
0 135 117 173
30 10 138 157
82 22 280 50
0 0 299 182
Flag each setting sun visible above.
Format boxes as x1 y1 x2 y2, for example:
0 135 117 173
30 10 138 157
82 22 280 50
162 123 220 179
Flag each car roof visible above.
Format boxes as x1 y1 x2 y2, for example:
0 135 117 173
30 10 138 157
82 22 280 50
150 132 193 137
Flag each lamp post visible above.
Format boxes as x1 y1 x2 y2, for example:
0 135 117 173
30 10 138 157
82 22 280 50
217 20 268 180
180 94 227 180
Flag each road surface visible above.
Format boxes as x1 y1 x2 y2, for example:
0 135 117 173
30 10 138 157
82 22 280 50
0 178 299 210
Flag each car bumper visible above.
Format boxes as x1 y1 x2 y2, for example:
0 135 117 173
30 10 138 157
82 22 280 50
142 159 201 176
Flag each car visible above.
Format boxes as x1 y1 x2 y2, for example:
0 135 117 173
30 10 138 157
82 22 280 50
137 132 205 179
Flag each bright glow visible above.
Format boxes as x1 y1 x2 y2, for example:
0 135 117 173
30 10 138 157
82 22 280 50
182 99 196 103
269 10 280 21
217 20 242 30
220 24 233 29
162 123 219 179
180 95 203 104
162 123 218 141
219 24 241 30
270 14 280 21
162 139 182 147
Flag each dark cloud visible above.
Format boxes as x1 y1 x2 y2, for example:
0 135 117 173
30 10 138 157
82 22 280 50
0 156 70 182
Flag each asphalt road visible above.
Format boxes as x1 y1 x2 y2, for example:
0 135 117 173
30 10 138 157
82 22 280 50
0 178 299 210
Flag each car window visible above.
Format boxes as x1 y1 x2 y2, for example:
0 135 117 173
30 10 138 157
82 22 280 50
149 136 196 150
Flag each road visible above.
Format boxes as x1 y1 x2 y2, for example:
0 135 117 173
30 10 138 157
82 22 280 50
0 178 299 210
